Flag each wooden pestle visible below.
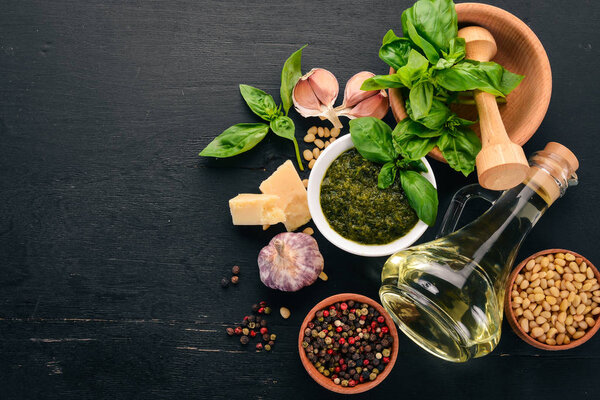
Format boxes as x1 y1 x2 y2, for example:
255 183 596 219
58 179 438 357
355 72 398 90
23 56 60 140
458 26 529 190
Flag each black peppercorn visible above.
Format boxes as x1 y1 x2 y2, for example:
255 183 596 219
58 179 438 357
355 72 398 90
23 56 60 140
232 265 240 275
226 327 234 336
240 335 249 345
220 278 229 288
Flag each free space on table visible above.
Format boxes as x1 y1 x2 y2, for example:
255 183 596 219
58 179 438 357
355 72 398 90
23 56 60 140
1 1 599 399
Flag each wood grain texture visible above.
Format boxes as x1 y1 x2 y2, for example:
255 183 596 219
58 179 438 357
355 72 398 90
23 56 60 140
0 0 599 399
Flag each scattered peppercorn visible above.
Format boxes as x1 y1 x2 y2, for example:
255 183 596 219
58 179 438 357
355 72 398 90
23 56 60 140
256 343 263 351
240 335 249 345
232 265 240 275
231 275 239 285
220 278 229 288
226 327 234 336
301 300 393 387
264 307 272 315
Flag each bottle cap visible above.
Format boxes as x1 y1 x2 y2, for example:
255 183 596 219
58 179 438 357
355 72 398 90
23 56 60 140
543 142 579 176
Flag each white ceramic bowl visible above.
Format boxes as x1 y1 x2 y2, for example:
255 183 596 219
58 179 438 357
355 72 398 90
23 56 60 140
307 134 437 257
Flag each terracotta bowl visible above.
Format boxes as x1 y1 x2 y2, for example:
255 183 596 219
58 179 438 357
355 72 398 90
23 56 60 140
389 2 552 163
298 293 399 394
505 249 600 350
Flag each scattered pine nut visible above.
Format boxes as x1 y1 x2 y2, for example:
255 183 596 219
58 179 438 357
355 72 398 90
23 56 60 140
324 127 330 138
262 224 270 231
314 139 325 149
302 179 308 188
308 159 316 169
302 227 314 235
307 126 318 135
317 127 324 137
304 134 316 143
312 148 320 159
330 127 340 138
280 307 291 319
319 271 328 281
303 149 313 161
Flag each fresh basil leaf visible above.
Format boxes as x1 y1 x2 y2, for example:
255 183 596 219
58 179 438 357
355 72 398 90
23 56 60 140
270 115 304 171
239 84 280 121
200 123 269 157
402 12 439 64
361 74 406 91
402 159 429 173
392 119 438 159
408 81 434 119
396 49 429 88
444 37 465 63
402 0 457 53
406 98 452 130
349 117 397 164
399 169 438 226
435 60 524 97
446 114 476 127
437 127 481 176
379 33 414 71
378 161 397 189
280 45 307 115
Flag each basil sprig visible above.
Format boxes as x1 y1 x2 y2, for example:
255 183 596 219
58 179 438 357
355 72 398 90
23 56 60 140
361 0 524 176
350 117 438 226
200 45 308 170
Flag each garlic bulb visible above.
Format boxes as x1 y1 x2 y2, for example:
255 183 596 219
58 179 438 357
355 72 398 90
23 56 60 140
293 69 389 128
257 232 324 292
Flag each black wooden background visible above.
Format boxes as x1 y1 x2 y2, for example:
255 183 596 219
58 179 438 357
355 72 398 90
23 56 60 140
1 1 599 399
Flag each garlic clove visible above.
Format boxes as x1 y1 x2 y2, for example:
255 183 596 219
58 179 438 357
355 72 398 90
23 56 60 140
292 77 323 117
306 68 339 106
340 71 378 108
341 90 389 120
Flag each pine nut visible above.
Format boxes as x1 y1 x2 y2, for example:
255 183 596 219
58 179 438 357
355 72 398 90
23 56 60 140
330 127 340 138
317 127 324 137
307 126 318 135
314 139 325 149
303 149 314 161
312 148 320 159
304 133 316 143
308 159 316 169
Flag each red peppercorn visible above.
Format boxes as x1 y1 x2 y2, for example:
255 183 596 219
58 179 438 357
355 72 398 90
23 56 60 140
340 302 348 311
243 316 249 321
338 338 345 345
308 322 315 329
258 307 265 314
371 321 377 329
383 357 390 364
335 366 341 373
260 327 268 335
381 326 389 334
323 310 329 317
348 337 355 345
349 380 356 387
360 315 367 320
250 330 257 337
327 349 333 355
341 364 348 371
259 301 267 307
234 327 242 335
336 326 343 333
359 376 365 383
330 305 336 310
377 316 385 323
339 358 345 365
363 359 369 366
256 343 263 350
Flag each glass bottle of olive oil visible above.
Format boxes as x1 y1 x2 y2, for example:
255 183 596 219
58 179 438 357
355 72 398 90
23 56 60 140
380 143 579 362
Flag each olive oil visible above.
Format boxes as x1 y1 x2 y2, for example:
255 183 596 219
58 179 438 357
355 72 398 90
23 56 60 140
379 144 579 362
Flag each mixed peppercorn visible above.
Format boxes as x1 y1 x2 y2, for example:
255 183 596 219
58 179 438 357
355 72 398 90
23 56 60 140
301 300 393 387
221 265 241 288
226 301 276 351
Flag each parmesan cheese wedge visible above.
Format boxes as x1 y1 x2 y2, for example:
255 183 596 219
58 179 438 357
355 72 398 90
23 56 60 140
259 160 311 231
229 194 286 226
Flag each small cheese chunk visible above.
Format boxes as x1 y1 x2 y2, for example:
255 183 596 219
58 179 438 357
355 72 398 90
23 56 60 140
229 194 286 226
259 160 311 231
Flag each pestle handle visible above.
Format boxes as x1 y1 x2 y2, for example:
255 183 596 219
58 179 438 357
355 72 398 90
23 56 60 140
458 26 529 190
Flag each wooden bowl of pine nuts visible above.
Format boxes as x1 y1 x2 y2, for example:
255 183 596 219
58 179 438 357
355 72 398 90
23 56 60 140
505 249 600 350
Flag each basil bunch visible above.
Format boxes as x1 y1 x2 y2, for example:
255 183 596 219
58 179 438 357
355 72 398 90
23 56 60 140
200 45 307 170
361 0 524 176
350 117 438 226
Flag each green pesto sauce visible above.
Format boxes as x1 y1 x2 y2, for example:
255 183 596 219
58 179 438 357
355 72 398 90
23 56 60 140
320 148 418 245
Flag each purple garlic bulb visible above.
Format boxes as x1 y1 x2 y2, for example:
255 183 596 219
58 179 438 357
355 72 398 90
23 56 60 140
257 232 324 292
